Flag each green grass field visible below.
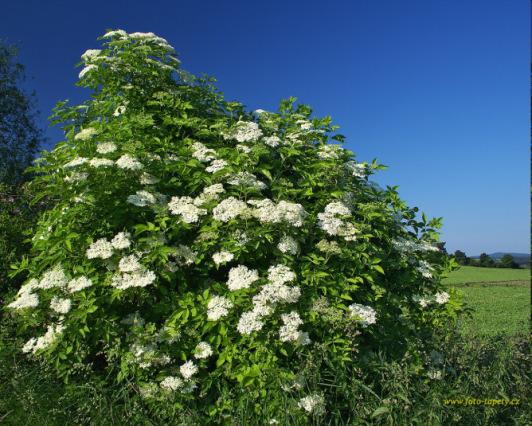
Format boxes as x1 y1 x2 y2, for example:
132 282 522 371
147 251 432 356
443 266 530 285
444 266 530 336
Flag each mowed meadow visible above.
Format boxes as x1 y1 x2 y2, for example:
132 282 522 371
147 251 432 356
443 266 530 336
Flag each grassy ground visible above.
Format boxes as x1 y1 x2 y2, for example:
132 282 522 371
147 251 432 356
444 266 530 336
443 266 529 285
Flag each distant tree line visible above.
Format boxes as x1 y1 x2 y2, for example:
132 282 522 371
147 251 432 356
453 250 524 269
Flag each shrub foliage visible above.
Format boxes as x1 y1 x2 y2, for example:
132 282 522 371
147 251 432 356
7 30 461 419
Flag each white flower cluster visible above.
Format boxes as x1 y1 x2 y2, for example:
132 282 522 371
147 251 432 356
317 201 357 241
113 105 127 116
194 183 225 206
79 64 97 79
263 135 281 147
191 142 216 162
224 121 263 143
22 324 65 354
127 190 157 207
50 296 72 314
96 142 117 154
8 279 39 310
159 358 199 393
248 199 307 227
111 232 131 249
67 276 93 293
212 251 234 265
345 161 367 178
298 394 325 414
207 296 234 321
111 269 156 290
227 172 267 190
194 341 213 359
414 291 450 307
296 119 313 131
74 128 98 141
317 144 343 160
205 159 228 173
87 231 131 259
119 254 142 272
89 158 115 167
140 172 159 185
168 196 207 223
160 376 183 391
64 157 88 168
279 311 310 345
213 197 249 222
417 260 433 278
237 265 301 336
81 49 102 62
180 360 198 379
348 303 377 327
236 144 251 153
116 154 143 170
277 236 299 255
37 265 68 289
227 265 259 291
86 238 114 259
316 239 342 255
393 237 439 255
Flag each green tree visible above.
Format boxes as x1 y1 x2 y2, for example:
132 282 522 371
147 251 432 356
479 253 495 267
498 254 519 269
453 250 468 265
0 40 43 185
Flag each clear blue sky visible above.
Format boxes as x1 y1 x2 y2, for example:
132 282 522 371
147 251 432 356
2 0 529 255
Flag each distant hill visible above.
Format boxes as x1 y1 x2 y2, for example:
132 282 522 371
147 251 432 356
471 252 530 267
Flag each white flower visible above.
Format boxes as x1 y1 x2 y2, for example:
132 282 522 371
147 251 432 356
102 29 127 39
116 154 143 170
317 202 357 240
89 158 114 167
212 251 234 265
348 304 377 327
345 161 367 178
435 291 450 304
119 254 142 272
248 199 307 227
207 296 233 321
417 260 433 279
191 142 216 162
317 144 343 160
227 265 259 291
160 376 183 391
81 49 101 61
298 394 325 414
30 324 65 353
279 311 305 343
37 265 68 289
113 105 127 116
79 64 97 79
50 297 72 314
74 127 98 141
277 236 299 255
316 239 342 255
22 337 37 353
194 342 213 359
111 269 156 290
179 360 198 379
237 310 264 335
86 238 114 259
111 232 131 249
140 173 159 185
67 276 93 293
64 157 88 168
263 135 281 147
213 197 249 222
205 159 228 173
267 264 296 286
194 183 225 205
225 121 263 143
96 142 117 154
8 292 39 310
64 172 88 183
227 172 267 190
236 144 251 153
168 196 207 223
127 190 156 207
253 282 301 306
